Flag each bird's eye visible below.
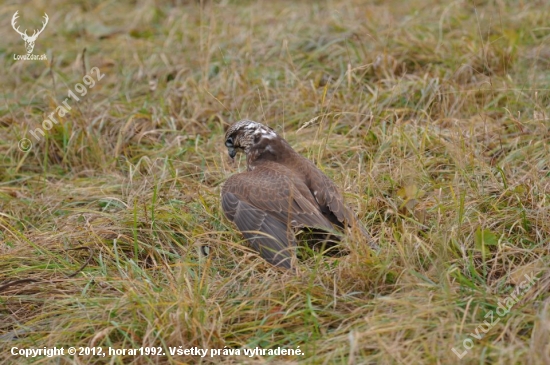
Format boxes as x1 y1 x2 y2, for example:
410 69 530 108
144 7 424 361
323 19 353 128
225 137 234 147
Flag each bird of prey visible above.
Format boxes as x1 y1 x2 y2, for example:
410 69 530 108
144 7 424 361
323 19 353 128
221 119 372 269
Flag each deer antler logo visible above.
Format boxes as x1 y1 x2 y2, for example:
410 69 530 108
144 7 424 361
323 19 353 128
11 11 49 54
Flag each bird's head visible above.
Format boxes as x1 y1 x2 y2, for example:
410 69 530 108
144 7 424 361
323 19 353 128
224 120 277 160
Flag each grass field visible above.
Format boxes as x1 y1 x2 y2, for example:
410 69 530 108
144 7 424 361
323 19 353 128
1 0 549 363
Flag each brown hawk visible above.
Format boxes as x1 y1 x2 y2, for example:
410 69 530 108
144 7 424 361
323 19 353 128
221 120 373 269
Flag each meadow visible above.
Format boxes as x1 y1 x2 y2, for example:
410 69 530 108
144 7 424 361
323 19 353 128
0 0 549 363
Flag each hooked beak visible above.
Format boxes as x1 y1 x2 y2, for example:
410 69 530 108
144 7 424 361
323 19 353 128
227 147 237 159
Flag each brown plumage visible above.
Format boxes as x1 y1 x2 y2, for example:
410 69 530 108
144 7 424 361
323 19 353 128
221 120 372 269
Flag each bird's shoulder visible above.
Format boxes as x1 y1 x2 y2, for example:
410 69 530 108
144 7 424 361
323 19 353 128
224 160 301 191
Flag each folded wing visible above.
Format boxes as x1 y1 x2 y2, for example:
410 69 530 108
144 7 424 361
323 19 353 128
306 162 374 242
222 163 335 268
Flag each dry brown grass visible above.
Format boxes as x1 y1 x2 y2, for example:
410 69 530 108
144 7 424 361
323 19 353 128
1 0 549 364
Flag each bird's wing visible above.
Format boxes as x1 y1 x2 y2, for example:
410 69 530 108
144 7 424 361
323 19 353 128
306 165 354 226
222 165 334 268
222 191 295 268
306 162 375 243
